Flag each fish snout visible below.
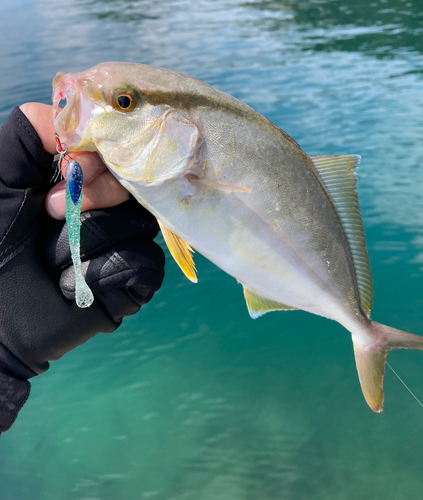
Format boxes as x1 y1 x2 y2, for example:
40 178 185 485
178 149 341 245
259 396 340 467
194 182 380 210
52 72 97 150
52 73 79 142
53 72 76 118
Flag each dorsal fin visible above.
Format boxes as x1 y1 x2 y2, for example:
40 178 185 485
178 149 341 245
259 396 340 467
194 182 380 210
243 285 297 319
310 155 373 316
158 222 198 283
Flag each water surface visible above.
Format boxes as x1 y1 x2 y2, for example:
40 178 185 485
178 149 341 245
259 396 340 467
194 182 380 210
1 0 423 498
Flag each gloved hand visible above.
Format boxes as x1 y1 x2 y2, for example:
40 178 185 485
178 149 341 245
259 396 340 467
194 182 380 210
0 106 165 432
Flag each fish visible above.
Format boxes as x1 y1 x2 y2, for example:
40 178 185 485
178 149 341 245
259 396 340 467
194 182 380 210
52 62 423 412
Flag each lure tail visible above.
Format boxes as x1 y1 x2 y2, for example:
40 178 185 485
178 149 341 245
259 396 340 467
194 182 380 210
352 323 423 412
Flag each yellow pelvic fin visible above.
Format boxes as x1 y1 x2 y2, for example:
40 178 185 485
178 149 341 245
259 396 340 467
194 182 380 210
159 222 198 283
242 285 297 319
310 154 373 317
186 174 252 195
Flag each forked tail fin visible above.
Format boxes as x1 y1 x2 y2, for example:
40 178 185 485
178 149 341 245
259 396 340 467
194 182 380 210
352 322 423 412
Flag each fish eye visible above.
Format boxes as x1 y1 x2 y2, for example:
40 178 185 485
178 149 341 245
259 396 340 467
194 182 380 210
117 95 131 109
111 88 139 111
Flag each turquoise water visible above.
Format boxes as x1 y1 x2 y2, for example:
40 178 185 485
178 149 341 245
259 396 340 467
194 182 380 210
2 0 423 498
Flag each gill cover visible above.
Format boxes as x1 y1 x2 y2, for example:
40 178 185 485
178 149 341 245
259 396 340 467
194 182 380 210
105 108 200 186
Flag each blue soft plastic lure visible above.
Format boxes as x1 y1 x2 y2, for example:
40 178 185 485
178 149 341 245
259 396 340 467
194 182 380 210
67 160 84 204
65 160 94 308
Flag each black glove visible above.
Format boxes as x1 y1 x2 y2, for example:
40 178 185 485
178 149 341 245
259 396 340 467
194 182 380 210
0 107 165 432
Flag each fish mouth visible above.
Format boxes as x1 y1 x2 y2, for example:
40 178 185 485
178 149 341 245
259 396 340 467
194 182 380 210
52 72 97 150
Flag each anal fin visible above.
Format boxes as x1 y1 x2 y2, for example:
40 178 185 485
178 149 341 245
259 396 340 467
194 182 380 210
159 222 198 283
243 285 297 319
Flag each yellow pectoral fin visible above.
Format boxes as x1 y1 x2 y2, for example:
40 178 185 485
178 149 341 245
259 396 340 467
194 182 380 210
186 174 252 195
159 222 198 283
242 285 297 319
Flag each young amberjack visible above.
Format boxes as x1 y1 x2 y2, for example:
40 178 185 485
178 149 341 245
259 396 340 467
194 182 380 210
52 62 423 412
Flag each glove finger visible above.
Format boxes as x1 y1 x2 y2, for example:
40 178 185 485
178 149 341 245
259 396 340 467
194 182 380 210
43 197 161 272
59 239 165 324
0 107 53 190
0 108 55 262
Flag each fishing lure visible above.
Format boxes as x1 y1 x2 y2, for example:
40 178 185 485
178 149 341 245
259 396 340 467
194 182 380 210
54 135 94 308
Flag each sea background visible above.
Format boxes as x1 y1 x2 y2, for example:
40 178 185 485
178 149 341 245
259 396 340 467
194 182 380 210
1 0 423 498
